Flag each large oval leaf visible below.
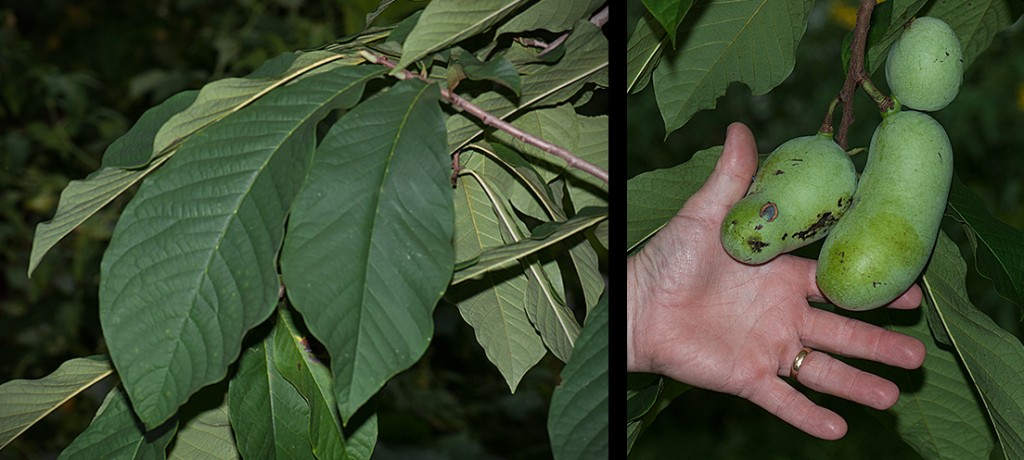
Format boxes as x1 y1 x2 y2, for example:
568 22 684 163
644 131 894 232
99 65 382 429
925 232 1024 458
280 79 453 423
450 152 547 392
652 0 813 134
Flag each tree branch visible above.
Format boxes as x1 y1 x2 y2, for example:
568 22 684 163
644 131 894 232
830 0 895 149
359 50 609 184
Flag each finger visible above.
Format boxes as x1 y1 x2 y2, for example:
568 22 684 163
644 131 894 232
886 282 923 310
801 308 926 370
788 350 899 410
747 378 847 440
680 122 759 221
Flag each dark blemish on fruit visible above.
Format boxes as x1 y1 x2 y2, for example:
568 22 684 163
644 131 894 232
781 233 788 241
792 212 836 240
773 169 784 175
747 239 768 253
871 281 888 288
754 224 763 231
760 202 778 222
837 197 843 208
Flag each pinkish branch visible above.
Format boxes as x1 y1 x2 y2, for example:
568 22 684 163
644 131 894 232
360 51 609 184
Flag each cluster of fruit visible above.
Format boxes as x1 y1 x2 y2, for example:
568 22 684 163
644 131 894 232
720 17 963 311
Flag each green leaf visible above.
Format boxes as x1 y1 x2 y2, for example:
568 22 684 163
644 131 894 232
0 355 113 449
59 386 178 460
548 293 607 460
626 374 662 424
450 159 547 392
525 253 580 363
627 13 667 94
342 412 378 460
99 65 382 429
626 146 720 252
452 171 500 263
453 207 606 284
496 0 606 35
851 303 995 459
566 234 603 313
395 0 529 71
271 309 347 460
469 143 564 223
490 104 607 212
652 1 814 134
462 160 580 363
229 331 312 460
280 79 453 423
641 0 693 46
925 232 1024 458
101 90 199 169
365 0 398 27
448 48 521 96
167 405 240 460
449 268 546 393
626 379 690 454
946 176 1024 310
921 0 1022 70
446 20 607 154
153 51 362 156
863 0 1021 75
27 53 348 277
29 130 173 278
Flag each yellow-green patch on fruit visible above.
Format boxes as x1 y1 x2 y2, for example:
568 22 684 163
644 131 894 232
817 110 953 310
886 17 963 111
721 133 857 264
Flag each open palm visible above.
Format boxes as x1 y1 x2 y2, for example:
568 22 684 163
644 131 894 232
627 123 926 440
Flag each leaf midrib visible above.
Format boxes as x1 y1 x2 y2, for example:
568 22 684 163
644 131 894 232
344 82 435 389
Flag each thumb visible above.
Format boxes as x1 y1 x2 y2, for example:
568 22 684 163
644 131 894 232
680 122 759 223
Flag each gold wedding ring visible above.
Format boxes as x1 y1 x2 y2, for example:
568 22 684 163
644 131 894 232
790 346 814 381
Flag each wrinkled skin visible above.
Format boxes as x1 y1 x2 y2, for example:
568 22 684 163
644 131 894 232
818 110 953 310
628 123 926 440
721 133 856 264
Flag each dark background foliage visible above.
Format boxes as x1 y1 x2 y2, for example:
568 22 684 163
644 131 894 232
0 1 572 458
628 0 1024 458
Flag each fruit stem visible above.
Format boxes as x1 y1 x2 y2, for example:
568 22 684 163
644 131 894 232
819 96 840 135
860 78 895 113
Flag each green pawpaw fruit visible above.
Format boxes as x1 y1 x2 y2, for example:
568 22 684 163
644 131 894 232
817 110 953 310
721 133 857 265
886 17 963 111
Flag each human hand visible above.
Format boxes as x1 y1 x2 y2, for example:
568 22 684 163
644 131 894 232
626 122 926 440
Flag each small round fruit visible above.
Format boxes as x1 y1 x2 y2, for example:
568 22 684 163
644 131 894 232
817 110 953 310
885 17 963 111
721 133 857 264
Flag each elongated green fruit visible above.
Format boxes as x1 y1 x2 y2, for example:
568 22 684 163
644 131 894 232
721 133 857 264
817 110 953 310
886 17 963 111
